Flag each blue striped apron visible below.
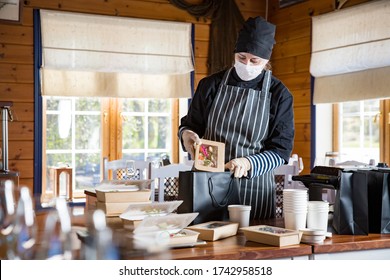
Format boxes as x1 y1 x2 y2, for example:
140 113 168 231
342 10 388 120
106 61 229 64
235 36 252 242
204 68 275 219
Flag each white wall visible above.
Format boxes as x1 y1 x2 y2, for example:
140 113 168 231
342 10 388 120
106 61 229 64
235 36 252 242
315 104 333 165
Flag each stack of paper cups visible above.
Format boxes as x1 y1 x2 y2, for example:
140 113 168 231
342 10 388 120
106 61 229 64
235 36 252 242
307 201 329 232
283 189 308 230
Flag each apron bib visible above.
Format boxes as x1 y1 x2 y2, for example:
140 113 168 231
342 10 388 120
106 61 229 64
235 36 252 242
204 68 275 219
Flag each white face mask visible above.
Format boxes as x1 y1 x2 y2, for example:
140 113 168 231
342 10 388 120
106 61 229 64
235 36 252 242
234 60 265 81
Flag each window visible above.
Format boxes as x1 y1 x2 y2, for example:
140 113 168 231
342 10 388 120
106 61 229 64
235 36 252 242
36 11 194 203
121 99 173 160
315 98 389 168
41 97 177 202
336 100 380 164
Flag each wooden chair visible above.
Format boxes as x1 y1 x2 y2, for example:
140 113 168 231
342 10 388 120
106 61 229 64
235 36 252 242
149 163 192 202
102 157 150 181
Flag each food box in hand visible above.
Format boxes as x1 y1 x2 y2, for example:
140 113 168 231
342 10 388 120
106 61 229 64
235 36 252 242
241 225 302 247
187 221 239 241
194 139 225 172
133 213 200 248
119 200 183 231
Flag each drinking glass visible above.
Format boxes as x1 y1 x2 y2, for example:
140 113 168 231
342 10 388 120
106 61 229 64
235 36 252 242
0 180 16 259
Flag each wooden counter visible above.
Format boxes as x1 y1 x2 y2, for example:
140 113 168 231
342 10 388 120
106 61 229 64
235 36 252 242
118 217 390 260
310 233 390 259
125 232 312 260
313 233 390 253
33 207 390 260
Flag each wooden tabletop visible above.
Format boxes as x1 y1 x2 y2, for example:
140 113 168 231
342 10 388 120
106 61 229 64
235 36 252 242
89 208 390 259
35 207 390 260
311 233 390 254
124 232 313 260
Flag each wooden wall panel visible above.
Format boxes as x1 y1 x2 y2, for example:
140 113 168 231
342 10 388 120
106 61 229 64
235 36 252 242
7 122 34 141
0 64 34 83
194 23 210 41
8 159 34 178
272 54 310 75
0 0 375 190
235 0 266 19
268 0 372 172
0 44 34 64
292 88 311 107
194 40 209 58
0 25 34 45
0 83 34 102
24 0 197 22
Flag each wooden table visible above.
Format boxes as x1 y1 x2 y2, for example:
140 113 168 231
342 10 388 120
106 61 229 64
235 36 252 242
115 217 390 260
310 233 390 259
34 206 390 260
122 231 312 260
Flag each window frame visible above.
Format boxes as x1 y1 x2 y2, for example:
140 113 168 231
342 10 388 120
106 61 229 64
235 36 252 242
40 96 180 203
333 99 389 164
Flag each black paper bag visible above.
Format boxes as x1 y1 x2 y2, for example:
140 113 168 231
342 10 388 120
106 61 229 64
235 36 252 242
177 171 240 224
361 170 390 233
332 171 369 235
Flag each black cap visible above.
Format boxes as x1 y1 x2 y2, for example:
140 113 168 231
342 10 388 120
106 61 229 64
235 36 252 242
234 17 276 60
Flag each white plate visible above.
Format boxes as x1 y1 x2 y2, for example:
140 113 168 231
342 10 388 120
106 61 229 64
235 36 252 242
300 228 326 236
300 234 325 244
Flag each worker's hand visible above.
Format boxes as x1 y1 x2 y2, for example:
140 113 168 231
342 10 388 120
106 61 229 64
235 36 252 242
225 157 251 178
182 130 201 159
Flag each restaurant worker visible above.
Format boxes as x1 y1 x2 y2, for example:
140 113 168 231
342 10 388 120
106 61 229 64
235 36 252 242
179 16 294 220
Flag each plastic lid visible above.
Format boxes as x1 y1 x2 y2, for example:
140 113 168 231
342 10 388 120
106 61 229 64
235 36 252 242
133 212 198 235
119 200 183 221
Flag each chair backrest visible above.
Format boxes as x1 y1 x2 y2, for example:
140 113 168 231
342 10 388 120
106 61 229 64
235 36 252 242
102 158 150 181
274 164 298 189
149 163 192 202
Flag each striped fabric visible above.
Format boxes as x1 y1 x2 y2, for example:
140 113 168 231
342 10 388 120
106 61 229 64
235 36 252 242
204 68 277 219
246 150 284 178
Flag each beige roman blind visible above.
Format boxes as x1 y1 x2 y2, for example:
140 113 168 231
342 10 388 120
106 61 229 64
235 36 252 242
40 10 194 98
310 0 390 104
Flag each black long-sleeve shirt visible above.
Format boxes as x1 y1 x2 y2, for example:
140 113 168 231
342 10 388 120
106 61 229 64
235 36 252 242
180 67 295 165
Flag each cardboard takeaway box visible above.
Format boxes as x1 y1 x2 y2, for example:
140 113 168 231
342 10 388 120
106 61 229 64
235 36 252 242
119 200 183 231
194 139 225 172
241 225 302 247
187 221 239 241
133 213 201 247
94 180 153 216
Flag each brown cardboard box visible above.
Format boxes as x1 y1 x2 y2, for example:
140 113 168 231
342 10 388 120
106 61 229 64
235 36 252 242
194 139 225 172
187 221 239 241
96 201 151 216
241 225 302 247
95 189 151 203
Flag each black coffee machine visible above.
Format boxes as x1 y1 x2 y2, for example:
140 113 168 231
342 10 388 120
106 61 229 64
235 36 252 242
292 166 342 201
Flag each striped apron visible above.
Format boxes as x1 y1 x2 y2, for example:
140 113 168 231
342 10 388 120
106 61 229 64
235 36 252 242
204 68 275 220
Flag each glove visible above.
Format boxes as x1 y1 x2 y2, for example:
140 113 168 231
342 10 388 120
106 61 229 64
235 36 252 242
181 130 201 159
225 157 251 178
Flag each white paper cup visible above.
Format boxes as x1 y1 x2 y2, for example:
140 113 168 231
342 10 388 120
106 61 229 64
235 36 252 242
228 205 251 228
284 211 307 230
307 203 329 232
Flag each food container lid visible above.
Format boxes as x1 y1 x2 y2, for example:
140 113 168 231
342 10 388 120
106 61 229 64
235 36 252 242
119 200 183 221
96 179 153 191
299 228 326 236
133 212 198 235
